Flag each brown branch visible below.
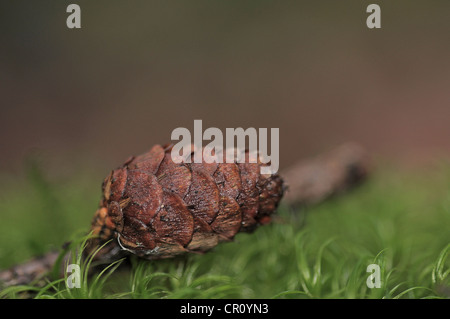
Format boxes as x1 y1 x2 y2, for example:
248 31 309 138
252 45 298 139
0 251 60 288
0 143 370 289
281 142 370 207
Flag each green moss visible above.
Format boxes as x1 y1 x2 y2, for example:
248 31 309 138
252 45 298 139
0 163 449 298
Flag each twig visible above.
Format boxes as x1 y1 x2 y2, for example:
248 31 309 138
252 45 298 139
0 251 60 287
281 142 370 206
0 143 370 289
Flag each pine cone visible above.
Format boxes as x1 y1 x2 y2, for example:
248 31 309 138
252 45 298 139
88 144 284 261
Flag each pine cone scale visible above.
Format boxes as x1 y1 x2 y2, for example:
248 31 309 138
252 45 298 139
128 144 165 174
152 191 194 247
210 195 242 240
184 170 220 224
156 153 192 198
213 163 242 200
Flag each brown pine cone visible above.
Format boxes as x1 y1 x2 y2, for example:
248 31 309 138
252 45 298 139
88 144 284 261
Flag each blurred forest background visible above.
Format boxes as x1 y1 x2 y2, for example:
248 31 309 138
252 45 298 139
1 0 450 178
